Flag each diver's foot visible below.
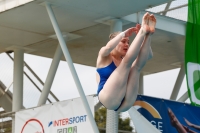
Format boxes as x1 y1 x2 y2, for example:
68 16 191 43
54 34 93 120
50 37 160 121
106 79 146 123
149 14 156 34
141 12 150 34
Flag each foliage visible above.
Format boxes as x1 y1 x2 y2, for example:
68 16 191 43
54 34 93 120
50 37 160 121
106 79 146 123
4 127 12 132
118 117 133 131
95 107 133 133
95 107 107 133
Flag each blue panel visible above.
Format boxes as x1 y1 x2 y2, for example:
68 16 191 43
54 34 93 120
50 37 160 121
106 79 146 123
134 95 200 133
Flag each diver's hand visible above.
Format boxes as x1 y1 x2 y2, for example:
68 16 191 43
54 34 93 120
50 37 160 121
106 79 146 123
124 27 137 37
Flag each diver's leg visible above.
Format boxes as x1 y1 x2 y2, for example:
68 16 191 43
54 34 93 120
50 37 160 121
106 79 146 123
116 14 156 112
98 13 150 110
116 34 153 112
122 12 150 66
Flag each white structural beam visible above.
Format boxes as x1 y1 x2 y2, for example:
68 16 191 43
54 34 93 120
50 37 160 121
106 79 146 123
136 12 141 24
13 49 24 111
12 49 24 133
24 60 59 102
158 4 188 14
6 53 54 103
170 65 185 100
162 1 172 16
45 3 99 133
106 109 118 133
38 45 62 106
138 73 144 95
0 0 33 13
95 101 102 111
106 19 122 133
0 81 12 112
122 11 186 36
177 91 188 102
128 107 161 133
110 19 122 33
0 94 12 112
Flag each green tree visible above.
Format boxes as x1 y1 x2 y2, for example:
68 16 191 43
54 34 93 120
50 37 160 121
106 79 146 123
4 127 12 132
95 107 133 133
118 117 133 131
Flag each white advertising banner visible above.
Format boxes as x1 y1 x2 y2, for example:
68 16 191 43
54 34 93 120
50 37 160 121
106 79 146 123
15 96 94 133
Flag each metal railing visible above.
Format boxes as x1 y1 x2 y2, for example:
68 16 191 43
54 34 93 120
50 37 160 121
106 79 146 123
0 53 59 108
0 111 13 133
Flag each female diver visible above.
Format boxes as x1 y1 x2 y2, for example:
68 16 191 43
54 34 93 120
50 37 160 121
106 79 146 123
96 12 156 112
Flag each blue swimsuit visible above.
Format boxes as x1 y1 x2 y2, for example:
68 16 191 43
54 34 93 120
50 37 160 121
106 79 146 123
97 61 125 111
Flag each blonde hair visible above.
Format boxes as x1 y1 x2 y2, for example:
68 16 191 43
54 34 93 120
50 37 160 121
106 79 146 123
109 31 121 40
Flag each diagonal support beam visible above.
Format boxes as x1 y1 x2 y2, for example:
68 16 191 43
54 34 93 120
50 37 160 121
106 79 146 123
158 4 188 15
38 44 62 106
128 107 161 133
170 65 185 100
162 1 172 16
0 81 12 112
6 53 53 103
45 3 99 133
177 91 188 102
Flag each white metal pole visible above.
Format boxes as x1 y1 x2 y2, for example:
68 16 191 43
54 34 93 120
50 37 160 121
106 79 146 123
45 3 99 133
95 101 102 111
128 107 161 133
6 53 54 103
106 110 118 133
38 45 62 106
162 1 172 16
110 19 122 33
4 82 13 94
177 91 188 102
170 65 185 100
157 4 188 14
106 19 122 133
136 12 141 24
13 49 24 111
12 49 24 133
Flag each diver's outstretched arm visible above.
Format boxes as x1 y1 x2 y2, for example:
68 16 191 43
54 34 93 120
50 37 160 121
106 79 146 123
99 27 138 57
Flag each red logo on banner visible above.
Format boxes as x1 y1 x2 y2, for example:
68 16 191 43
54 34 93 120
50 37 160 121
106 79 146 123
21 119 45 133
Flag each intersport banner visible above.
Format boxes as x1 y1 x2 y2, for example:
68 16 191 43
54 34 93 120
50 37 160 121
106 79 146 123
134 95 200 133
185 0 200 106
15 96 94 133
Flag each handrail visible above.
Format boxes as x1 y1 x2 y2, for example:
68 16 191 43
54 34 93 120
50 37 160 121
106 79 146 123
6 53 59 102
157 4 188 14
